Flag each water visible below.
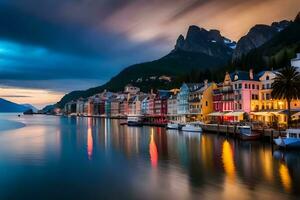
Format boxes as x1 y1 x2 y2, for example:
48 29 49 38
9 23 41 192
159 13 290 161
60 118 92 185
0 114 299 199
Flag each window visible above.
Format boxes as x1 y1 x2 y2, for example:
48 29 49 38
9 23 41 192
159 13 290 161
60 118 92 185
235 84 237 89
239 83 242 89
267 84 270 89
252 84 255 89
266 93 271 100
205 101 208 106
239 104 242 109
256 85 259 90
266 76 269 80
245 84 248 89
262 85 265 89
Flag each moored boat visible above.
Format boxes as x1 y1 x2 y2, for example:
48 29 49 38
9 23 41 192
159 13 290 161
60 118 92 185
237 125 261 141
181 122 202 132
274 129 300 148
127 116 143 126
166 122 181 130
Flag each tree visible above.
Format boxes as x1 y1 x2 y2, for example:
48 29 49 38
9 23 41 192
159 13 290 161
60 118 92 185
271 65 300 127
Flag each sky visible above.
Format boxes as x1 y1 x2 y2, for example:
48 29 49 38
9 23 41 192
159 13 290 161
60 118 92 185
0 0 299 108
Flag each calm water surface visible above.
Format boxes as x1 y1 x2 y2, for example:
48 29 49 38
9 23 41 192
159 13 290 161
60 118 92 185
0 114 299 199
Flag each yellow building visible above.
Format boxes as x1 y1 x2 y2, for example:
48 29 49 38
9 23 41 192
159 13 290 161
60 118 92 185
251 71 300 127
188 80 217 122
200 82 217 122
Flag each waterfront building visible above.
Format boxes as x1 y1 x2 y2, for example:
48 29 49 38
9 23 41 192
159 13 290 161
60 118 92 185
154 90 171 116
167 94 178 121
141 95 149 115
230 69 260 121
92 95 103 116
177 83 190 122
187 80 217 122
210 72 235 122
128 95 137 116
220 71 235 113
119 97 128 117
210 70 259 122
85 98 94 116
251 70 300 126
199 81 217 122
64 100 77 114
146 94 156 116
110 96 121 117
76 98 85 115
188 83 204 121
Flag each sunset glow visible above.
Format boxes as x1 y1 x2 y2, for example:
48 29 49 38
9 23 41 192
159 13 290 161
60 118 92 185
0 87 63 108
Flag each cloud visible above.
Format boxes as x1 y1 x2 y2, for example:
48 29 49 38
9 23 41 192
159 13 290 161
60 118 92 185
0 95 31 98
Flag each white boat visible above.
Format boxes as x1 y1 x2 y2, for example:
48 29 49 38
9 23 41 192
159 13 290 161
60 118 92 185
274 128 300 148
166 122 181 130
181 123 202 132
127 116 143 126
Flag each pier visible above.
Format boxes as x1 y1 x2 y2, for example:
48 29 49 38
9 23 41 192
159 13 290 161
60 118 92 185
200 124 285 141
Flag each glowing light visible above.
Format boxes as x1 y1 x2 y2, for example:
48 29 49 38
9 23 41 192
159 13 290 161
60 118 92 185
259 150 273 181
87 118 93 160
222 140 235 181
149 129 158 168
279 163 292 193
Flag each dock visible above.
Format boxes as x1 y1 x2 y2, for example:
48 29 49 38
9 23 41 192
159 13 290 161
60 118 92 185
201 124 286 141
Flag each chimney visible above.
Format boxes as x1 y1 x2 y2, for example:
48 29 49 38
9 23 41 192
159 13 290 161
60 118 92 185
249 69 254 80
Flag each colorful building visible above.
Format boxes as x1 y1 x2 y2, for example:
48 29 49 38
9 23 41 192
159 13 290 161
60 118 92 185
251 70 300 127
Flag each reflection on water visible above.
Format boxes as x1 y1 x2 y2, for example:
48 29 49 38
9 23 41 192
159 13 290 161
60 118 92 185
222 140 236 181
0 114 300 199
149 128 158 168
279 163 292 193
87 118 93 160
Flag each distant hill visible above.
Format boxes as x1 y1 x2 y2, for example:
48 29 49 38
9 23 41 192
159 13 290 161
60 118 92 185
0 98 31 113
21 104 38 113
55 12 300 109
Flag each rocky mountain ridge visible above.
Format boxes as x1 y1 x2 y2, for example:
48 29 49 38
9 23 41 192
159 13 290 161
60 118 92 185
232 20 291 60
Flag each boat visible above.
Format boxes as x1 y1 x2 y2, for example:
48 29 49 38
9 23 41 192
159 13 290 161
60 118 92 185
181 122 202 132
274 129 300 148
237 125 261 141
166 122 181 130
127 116 143 126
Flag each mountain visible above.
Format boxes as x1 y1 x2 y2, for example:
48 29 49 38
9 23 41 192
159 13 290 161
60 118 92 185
232 15 300 71
21 104 38 113
56 13 300 109
0 98 31 113
56 25 234 107
232 20 291 60
174 25 235 58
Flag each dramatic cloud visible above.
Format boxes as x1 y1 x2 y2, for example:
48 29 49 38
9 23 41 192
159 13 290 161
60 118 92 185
0 0 299 106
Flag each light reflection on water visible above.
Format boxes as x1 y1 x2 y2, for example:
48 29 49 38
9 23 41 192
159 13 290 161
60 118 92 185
0 114 299 199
